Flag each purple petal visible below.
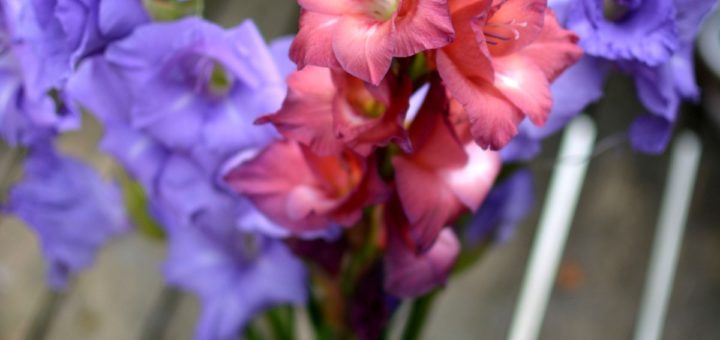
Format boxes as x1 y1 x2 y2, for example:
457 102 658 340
629 113 673 154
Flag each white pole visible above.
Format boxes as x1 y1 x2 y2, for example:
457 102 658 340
507 115 597 340
633 131 702 340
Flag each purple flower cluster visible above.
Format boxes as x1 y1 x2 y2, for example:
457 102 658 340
68 17 307 339
1 0 307 336
0 0 146 288
504 0 718 160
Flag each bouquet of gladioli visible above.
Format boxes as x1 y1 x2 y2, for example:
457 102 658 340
0 0 715 339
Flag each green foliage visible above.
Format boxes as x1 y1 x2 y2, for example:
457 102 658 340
118 171 166 240
143 0 204 21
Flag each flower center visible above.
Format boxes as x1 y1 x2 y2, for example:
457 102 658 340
603 0 633 22
345 77 386 118
207 63 234 97
362 0 399 21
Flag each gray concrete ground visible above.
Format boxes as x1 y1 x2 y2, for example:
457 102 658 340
1 1 720 339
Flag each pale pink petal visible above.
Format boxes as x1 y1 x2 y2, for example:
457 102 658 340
440 143 500 210
298 0 354 15
485 0 546 56
492 53 552 125
290 11 342 70
515 10 582 81
286 185 338 220
385 228 460 298
392 0 455 57
332 16 394 85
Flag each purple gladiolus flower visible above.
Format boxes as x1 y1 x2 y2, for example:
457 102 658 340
162 218 306 340
68 18 310 337
7 143 129 289
1 0 148 94
101 17 283 169
517 0 718 156
0 3 80 145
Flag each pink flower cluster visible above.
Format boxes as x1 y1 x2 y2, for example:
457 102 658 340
224 0 581 297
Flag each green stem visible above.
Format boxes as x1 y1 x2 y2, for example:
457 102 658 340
401 291 439 340
266 306 293 340
244 322 263 340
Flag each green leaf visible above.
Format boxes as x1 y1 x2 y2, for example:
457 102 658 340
143 0 204 21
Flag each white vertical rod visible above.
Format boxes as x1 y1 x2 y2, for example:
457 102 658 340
508 115 597 340
633 131 702 340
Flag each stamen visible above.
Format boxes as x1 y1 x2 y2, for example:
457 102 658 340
483 21 524 47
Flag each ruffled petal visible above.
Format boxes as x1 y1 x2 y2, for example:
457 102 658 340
437 50 524 149
290 11 342 70
332 17 394 84
392 0 455 56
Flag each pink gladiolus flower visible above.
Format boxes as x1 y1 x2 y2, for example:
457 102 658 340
392 81 500 252
258 66 412 156
436 0 582 149
290 0 455 84
223 141 388 233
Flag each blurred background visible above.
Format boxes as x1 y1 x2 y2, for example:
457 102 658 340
1 1 720 339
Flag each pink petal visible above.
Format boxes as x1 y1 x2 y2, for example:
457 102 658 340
258 66 345 156
437 50 524 149
298 0 353 15
331 73 412 155
290 11 342 70
385 228 460 298
492 53 552 125
223 141 336 232
332 16 394 85
441 0 495 83
406 81 467 169
393 156 461 252
484 0 546 56
392 0 455 57
515 10 582 81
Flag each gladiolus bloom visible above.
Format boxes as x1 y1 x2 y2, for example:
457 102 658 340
436 0 582 149
290 0 455 84
223 141 388 233
258 66 412 156
392 81 501 252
